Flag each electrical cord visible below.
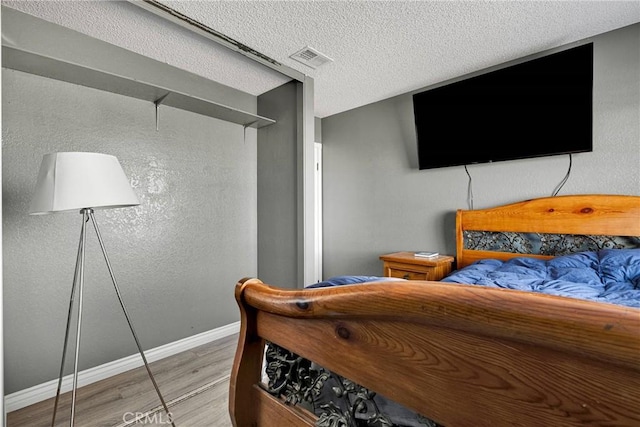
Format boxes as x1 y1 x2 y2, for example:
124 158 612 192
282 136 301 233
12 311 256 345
464 165 474 210
464 153 571 209
551 154 573 196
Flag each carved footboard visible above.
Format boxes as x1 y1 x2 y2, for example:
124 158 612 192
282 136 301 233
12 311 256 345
229 278 640 427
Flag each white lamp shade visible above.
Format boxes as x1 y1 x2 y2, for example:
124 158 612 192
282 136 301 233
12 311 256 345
30 152 140 214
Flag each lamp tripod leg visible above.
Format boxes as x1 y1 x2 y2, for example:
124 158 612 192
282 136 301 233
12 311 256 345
88 210 175 427
69 210 88 426
51 211 88 427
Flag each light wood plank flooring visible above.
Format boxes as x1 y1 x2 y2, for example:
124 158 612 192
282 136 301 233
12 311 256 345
7 334 238 427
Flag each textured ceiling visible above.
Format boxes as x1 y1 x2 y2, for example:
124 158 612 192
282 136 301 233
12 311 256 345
3 1 640 118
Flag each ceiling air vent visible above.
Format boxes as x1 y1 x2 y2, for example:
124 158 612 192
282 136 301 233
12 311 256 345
289 46 333 69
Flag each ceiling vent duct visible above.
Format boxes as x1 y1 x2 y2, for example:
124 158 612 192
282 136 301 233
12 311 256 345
289 46 333 69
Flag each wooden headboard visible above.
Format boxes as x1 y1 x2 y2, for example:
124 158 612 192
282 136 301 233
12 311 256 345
456 194 640 268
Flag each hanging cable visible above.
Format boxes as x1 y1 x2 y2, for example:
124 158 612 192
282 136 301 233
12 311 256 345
464 165 474 210
551 154 573 197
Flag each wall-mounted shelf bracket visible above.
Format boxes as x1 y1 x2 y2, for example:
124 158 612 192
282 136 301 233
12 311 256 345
154 92 170 131
243 120 262 142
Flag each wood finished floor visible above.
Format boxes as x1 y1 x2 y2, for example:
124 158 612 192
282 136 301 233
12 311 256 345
7 334 238 427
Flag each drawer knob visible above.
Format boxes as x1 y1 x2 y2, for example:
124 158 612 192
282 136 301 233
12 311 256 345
403 273 410 280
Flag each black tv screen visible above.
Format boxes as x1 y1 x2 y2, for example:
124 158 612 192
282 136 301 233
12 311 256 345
413 43 593 170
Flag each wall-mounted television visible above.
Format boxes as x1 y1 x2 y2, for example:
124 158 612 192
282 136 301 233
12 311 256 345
413 43 593 170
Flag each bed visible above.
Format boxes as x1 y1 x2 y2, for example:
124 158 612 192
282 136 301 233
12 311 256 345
229 194 640 426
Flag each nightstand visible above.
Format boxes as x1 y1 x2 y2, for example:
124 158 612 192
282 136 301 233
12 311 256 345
379 252 455 281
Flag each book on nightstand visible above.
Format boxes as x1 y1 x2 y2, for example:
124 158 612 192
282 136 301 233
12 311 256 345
414 251 439 258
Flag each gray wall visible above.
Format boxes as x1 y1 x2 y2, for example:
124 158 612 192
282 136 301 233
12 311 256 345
321 23 640 278
2 68 258 393
257 81 299 287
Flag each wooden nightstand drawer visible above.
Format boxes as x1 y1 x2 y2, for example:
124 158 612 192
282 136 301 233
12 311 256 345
380 252 455 281
387 268 428 280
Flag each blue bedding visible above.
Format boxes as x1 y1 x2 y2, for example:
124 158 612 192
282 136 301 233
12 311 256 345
308 250 640 308
442 249 640 308
306 275 403 288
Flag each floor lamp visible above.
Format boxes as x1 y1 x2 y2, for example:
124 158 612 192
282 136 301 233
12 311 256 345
30 152 175 427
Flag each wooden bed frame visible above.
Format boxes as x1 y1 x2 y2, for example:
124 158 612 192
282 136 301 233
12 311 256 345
229 194 640 426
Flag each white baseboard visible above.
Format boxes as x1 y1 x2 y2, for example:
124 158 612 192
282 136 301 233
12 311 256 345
4 321 240 413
